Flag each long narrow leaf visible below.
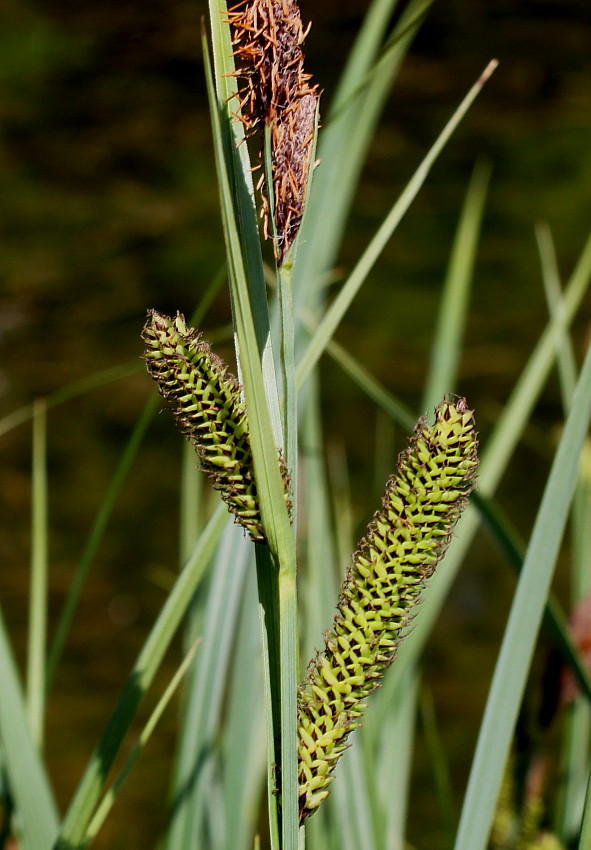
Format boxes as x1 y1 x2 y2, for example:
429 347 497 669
537 223 578 403
299 385 341 670
332 735 381 850
221 566 266 850
52 502 228 850
165 524 252 849
453 331 591 850
296 60 498 388
0 607 59 850
422 158 491 410
537 221 591 842
578 768 591 850
27 398 48 746
205 3 281 439
420 686 456 848
204 20 290 549
294 0 433 313
84 640 201 845
0 362 139 439
378 670 419 850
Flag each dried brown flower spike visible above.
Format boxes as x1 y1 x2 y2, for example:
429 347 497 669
228 0 319 262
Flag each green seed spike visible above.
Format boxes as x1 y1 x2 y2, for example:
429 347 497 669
142 310 290 543
297 397 479 820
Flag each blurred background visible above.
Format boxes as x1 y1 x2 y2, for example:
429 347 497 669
1 0 591 846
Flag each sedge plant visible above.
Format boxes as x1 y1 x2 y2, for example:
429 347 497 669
1 2 591 850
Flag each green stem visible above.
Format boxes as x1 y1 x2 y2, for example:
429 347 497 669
263 122 298 509
278 562 299 850
255 546 282 850
260 118 300 850
277 262 298 516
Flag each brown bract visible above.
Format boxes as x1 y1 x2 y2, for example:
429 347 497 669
228 0 319 261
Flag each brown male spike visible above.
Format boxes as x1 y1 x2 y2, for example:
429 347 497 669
228 0 319 262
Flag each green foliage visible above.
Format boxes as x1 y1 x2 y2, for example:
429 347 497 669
1 2 591 850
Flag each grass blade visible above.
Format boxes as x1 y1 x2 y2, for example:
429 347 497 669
299 385 340 668
422 158 492 410
537 223 578 403
420 686 456 848
84 640 201 845
0 362 140 439
453 331 591 850
276 261 300 514
332 734 381 850
165 523 252 849
27 398 48 747
221 567 266 850
206 3 281 441
52 502 228 850
322 331 415 430
0 607 59 850
578 769 591 850
537 221 591 842
474 491 591 704
179 440 205 570
294 0 433 311
203 9 291 550
296 60 498 388
354 665 419 850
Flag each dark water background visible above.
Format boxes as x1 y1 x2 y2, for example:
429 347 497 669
1 0 591 846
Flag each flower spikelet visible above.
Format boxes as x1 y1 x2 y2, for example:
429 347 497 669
228 0 314 130
297 398 479 820
268 91 317 259
228 0 319 261
142 310 290 543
